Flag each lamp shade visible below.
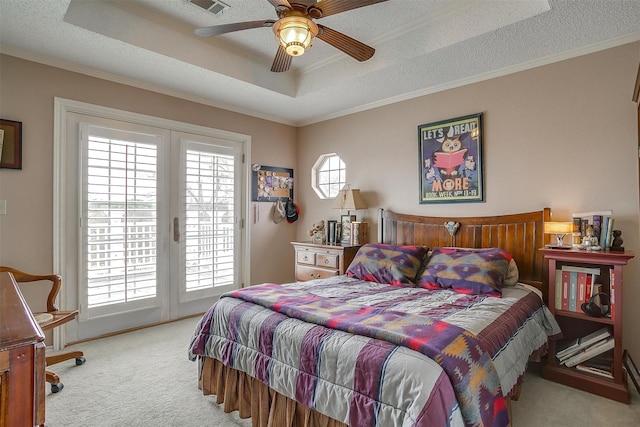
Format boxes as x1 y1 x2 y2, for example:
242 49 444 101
333 188 367 211
272 16 318 57
544 221 574 248
543 222 574 234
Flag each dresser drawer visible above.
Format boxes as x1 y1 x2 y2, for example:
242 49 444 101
296 250 316 266
316 253 338 269
295 265 339 281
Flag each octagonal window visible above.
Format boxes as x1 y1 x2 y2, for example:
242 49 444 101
312 153 345 199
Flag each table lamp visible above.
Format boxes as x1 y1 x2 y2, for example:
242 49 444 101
544 221 574 249
333 186 367 245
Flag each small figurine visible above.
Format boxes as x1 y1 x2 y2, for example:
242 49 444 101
582 225 599 247
610 230 624 252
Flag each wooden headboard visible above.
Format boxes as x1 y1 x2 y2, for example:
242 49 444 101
379 208 551 301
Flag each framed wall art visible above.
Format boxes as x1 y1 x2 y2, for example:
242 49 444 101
418 113 483 204
0 119 22 170
252 164 294 202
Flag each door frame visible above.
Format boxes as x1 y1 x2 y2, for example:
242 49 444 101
53 97 252 346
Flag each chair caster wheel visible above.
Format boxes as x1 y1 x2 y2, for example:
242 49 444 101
51 382 64 393
75 357 86 366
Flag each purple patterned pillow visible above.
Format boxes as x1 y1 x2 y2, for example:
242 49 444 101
418 247 512 296
346 243 428 286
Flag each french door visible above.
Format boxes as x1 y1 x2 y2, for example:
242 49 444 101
56 100 249 341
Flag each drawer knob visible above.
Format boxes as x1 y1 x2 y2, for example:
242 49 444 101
324 259 329 265
304 256 309 261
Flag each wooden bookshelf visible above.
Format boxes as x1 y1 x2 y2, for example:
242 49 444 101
540 248 634 403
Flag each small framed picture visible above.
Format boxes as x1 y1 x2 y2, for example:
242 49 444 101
623 349 640 394
340 214 356 246
0 118 22 170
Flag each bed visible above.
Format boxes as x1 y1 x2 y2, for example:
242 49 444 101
189 208 561 427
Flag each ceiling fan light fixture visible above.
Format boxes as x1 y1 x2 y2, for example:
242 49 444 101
272 16 318 57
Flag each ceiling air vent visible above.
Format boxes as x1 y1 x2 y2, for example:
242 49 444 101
189 0 229 15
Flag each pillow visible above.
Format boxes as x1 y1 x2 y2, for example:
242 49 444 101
503 258 519 286
346 243 428 286
425 247 519 286
417 247 513 296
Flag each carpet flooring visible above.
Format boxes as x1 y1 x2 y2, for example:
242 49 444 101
44 317 640 426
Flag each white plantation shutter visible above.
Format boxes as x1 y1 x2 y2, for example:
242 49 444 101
181 140 239 298
62 103 247 339
82 125 163 313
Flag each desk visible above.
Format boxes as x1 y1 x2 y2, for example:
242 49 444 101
0 271 46 427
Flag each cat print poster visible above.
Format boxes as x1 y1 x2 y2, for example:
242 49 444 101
418 113 484 204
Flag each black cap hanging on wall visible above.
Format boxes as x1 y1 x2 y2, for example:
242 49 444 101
286 199 299 223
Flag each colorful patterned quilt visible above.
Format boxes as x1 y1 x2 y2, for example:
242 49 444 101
189 277 560 427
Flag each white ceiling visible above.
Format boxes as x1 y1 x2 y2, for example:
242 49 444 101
1 0 639 126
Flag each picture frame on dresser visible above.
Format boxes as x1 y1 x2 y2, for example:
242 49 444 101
340 214 356 246
623 350 640 394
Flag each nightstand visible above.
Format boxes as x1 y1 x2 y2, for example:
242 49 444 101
540 248 634 403
291 242 361 281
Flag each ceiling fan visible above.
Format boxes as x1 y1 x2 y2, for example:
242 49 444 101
195 0 389 72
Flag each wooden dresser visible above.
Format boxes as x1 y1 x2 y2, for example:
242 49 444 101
0 272 46 427
291 242 361 281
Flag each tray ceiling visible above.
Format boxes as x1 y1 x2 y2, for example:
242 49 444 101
1 0 639 126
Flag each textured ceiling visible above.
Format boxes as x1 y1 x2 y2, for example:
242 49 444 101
1 0 639 126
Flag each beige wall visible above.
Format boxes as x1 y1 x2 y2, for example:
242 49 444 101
0 54 297 286
2 42 640 361
297 42 640 360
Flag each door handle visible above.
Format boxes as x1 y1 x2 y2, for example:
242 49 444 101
173 217 180 242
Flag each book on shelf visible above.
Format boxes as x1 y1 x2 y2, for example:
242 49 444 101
558 336 609 363
610 269 616 321
584 273 593 302
576 350 614 378
569 270 578 312
555 269 562 310
564 337 615 368
576 363 614 379
582 350 614 371
556 327 611 360
560 269 570 311
577 271 587 308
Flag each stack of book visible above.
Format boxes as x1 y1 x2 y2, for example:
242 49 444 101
576 351 614 379
556 327 614 369
572 210 614 249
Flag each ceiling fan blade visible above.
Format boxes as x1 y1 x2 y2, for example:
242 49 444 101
316 25 375 62
195 20 275 37
267 0 292 11
314 0 388 18
271 46 292 72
